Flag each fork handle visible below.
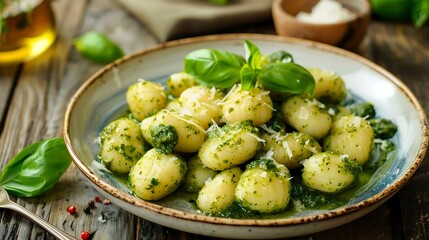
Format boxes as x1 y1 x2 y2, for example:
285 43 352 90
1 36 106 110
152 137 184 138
6 202 77 240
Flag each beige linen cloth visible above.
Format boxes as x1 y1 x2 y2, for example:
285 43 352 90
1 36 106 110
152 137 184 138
116 0 273 42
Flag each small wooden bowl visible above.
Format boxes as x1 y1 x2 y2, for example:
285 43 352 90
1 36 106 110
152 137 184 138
272 0 371 50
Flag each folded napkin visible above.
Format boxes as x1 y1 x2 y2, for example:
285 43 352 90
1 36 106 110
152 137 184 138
116 0 273 42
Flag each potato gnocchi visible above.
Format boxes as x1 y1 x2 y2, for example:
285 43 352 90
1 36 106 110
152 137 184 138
98 56 397 216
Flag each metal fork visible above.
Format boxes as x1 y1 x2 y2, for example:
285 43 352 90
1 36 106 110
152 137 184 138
0 185 76 240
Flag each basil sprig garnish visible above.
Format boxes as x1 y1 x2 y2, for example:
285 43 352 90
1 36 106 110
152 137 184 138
184 40 315 94
0 138 72 197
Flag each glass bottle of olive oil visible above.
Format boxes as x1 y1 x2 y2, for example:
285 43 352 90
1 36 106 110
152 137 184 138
0 0 56 64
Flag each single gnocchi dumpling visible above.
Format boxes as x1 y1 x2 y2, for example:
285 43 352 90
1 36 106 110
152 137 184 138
126 79 167 121
302 152 361 193
140 109 206 153
308 68 347 104
178 86 224 129
100 118 146 174
262 131 321 169
182 156 218 193
281 95 332 139
221 84 273 126
166 72 198 98
235 159 292 214
198 120 262 171
129 148 187 201
323 115 374 165
196 167 242 213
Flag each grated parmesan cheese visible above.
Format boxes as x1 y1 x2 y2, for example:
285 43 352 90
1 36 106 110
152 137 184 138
282 140 293 159
260 124 277 135
165 110 207 133
246 132 266 143
296 0 356 24
260 149 275 160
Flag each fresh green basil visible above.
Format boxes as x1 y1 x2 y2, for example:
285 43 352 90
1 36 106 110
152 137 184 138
240 64 258 91
244 40 266 69
184 48 245 89
370 0 412 21
240 40 263 91
0 138 72 197
74 31 125 64
184 40 315 94
412 0 429 27
207 0 229 5
258 62 315 94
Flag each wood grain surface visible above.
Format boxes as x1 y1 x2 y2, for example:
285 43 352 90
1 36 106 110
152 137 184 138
0 0 428 239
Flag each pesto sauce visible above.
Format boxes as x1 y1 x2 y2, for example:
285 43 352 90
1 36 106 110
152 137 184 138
192 165 379 220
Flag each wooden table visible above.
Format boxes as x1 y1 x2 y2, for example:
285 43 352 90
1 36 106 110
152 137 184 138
1 0 428 239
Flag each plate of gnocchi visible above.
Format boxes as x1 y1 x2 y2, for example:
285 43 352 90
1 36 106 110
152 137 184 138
64 34 428 239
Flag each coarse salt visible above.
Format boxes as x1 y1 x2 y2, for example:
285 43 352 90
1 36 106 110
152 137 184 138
296 0 356 24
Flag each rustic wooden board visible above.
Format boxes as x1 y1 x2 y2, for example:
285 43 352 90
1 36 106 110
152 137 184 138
399 173 429 240
0 66 20 134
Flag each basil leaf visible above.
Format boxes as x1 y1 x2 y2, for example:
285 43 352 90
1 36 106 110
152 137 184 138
207 0 229 5
259 62 315 94
0 138 72 197
184 49 245 89
412 0 429 28
244 40 266 69
74 31 125 64
240 64 257 91
370 0 412 21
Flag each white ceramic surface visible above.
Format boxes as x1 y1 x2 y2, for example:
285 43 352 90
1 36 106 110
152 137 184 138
64 34 429 239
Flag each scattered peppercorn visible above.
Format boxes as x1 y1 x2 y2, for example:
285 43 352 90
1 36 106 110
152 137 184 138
66 206 77 215
95 196 102 203
83 200 96 214
80 230 91 240
83 206 90 214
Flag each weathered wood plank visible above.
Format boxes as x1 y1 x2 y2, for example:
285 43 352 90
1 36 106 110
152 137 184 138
0 65 20 134
399 172 429 240
298 199 400 240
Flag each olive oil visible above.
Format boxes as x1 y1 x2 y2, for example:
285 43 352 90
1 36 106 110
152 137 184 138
0 0 56 64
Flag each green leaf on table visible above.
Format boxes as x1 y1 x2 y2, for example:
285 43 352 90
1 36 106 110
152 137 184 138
184 48 245 89
74 31 125 64
206 0 229 5
412 0 429 27
0 138 72 197
258 62 315 94
370 0 412 21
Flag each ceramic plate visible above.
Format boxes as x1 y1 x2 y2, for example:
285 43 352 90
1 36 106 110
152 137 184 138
64 34 429 239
